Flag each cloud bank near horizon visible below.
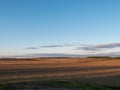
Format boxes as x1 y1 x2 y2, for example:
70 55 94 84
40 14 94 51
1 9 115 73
1 43 120 58
25 43 120 51
2 52 120 58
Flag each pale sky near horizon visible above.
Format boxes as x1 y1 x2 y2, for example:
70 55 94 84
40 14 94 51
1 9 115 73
1 0 120 57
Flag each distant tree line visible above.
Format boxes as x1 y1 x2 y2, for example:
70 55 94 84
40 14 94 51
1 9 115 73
87 56 120 59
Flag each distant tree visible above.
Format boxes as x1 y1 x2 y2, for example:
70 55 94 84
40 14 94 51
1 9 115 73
87 56 111 59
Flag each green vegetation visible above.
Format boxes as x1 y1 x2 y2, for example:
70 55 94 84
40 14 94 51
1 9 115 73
37 80 115 90
0 84 9 90
0 80 116 90
113 57 120 59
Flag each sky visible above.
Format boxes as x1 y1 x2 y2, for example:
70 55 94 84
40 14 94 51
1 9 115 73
1 0 120 57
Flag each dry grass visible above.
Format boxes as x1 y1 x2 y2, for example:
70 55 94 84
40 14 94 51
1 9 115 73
0 58 120 86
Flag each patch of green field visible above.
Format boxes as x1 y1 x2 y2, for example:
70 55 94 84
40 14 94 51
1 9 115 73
0 80 116 90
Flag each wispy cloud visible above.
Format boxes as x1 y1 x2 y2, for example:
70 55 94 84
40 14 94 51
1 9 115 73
95 43 120 48
41 45 64 48
76 43 120 51
41 44 79 48
25 47 39 50
25 43 79 50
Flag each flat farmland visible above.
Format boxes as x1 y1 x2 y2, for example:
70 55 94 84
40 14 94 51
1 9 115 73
0 58 120 87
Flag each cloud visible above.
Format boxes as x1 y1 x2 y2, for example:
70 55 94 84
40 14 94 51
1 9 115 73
2 51 120 58
41 44 79 48
89 51 120 57
4 53 85 58
95 43 120 48
25 43 79 50
41 45 63 48
77 46 100 51
25 47 39 50
24 43 120 57
27 53 84 57
76 43 120 51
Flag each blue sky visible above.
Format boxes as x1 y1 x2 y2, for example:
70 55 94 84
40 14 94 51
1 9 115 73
1 0 120 57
